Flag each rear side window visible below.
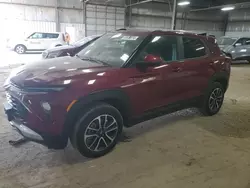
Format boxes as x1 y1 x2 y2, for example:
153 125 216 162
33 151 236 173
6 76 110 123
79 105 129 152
43 33 59 39
183 37 206 59
245 39 250 45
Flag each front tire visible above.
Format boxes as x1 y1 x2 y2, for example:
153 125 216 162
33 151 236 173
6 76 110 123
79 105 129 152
15 44 26 54
70 103 123 158
200 82 225 116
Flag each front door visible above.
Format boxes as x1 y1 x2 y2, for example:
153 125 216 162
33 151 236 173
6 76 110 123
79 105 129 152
119 67 163 116
125 34 188 115
26 32 44 50
233 37 250 60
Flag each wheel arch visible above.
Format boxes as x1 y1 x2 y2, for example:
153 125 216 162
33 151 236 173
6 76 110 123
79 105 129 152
62 89 131 138
208 72 229 92
15 44 27 50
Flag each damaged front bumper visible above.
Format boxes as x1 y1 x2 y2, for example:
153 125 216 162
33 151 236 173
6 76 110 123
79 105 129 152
3 101 67 149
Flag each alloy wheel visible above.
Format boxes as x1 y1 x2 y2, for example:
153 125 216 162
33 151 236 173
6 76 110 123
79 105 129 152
208 88 223 112
84 114 118 152
16 46 24 54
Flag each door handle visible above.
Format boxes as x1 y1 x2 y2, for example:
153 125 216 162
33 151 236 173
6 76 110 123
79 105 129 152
172 67 182 72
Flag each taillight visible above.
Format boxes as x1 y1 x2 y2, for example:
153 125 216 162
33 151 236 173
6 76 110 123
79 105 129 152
225 57 231 72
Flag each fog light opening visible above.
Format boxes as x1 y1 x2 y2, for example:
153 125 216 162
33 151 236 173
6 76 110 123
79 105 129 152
41 102 51 112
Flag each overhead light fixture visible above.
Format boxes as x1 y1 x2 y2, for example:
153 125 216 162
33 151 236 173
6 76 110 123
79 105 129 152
221 6 235 11
178 1 190 6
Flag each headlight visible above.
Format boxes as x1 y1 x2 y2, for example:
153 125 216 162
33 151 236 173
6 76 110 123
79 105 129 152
47 51 61 59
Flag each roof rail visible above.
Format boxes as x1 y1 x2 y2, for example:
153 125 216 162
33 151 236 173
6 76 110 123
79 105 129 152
198 33 207 36
198 33 216 38
153 30 163 32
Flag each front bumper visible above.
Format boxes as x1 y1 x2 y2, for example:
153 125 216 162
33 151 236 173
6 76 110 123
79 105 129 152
10 120 43 141
4 101 68 149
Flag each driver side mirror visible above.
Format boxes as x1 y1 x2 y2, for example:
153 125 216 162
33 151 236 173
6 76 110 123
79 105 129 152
136 54 162 70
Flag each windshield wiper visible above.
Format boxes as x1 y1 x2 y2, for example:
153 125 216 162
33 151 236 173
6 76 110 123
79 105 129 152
78 56 111 66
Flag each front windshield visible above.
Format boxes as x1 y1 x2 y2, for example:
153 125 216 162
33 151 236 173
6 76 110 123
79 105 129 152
77 33 146 67
217 37 237 45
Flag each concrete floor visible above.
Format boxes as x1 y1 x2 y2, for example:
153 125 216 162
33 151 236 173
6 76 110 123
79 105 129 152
0 64 250 188
0 47 42 68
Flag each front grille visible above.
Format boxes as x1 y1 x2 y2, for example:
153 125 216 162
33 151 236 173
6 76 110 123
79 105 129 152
6 92 28 121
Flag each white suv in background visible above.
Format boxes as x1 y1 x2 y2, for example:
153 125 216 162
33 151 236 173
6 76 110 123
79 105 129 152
8 32 67 54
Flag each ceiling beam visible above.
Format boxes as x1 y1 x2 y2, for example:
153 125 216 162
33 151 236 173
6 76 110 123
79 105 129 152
190 2 250 11
126 0 169 7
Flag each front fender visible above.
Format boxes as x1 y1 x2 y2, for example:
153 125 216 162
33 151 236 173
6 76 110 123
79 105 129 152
63 89 131 137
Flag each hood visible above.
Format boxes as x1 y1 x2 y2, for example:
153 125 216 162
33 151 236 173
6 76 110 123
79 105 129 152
221 45 235 53
219 44 231 50
7 56 111 88
46 45 76 53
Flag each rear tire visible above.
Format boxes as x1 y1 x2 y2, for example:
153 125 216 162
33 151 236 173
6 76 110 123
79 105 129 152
70 103 123 158
15 44 26 54
200 82 225 116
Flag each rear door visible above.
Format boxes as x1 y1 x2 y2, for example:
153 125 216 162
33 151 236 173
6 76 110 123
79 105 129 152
179 36 212 98
42 33 60 49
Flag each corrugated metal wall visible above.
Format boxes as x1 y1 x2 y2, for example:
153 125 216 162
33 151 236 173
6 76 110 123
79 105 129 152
7 0 250 41
0 0 124 43
130 3 224 38
226 9 250 37
0 3 56 42
86 4 125 36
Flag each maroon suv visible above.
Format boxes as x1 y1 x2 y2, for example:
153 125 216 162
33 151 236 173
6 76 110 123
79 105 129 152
3 30 231 158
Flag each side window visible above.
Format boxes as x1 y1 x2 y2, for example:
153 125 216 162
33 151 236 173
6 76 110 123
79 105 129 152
242 38 250 45
183 37 206 59
43 33 59 39
29 32 43 39
235 38 245 45
245 39 250 45
136 35 178 63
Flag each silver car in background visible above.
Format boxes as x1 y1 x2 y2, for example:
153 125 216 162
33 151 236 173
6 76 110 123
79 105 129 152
218 36 250 64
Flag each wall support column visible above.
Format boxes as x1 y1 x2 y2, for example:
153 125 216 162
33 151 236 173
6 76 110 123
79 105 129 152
223 13 229 36
55 0 60 32
171 0 177 30
83 1 87 36
125 0 131 28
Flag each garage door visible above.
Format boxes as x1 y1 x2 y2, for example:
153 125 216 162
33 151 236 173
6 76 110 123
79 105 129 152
86 4 125 36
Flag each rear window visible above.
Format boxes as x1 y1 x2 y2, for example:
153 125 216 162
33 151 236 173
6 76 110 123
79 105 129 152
43 33 59 39
217 37 237 45
183 37 206 59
